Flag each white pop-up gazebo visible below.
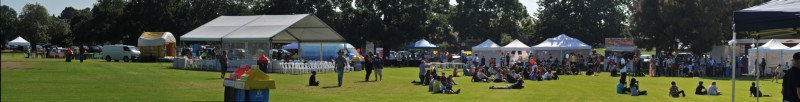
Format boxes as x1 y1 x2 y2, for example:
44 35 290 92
530 34 592 59
471 39 501 65
8 36 30 46
746 39 793 75
502 39 530 62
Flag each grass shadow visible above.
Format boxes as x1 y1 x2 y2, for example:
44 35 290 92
321 86 340 89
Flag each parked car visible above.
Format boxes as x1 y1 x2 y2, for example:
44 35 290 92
46 48 66 58
639 55 652 62
101 45 140 62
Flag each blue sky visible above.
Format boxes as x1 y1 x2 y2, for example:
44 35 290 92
2 0 540 17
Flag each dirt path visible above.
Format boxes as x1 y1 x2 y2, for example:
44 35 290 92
1 61 32 70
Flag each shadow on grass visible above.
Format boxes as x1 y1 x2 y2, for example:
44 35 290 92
698 76 779 81
321 86 340 89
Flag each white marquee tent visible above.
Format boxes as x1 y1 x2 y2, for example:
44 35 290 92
502 39 530 62
746 39 793 75
471 39 501 65
8 36 30 46
530 34 592 59
178 14 347 72
181 14 345 42
180 14 346 60
471 39 501 51
502 39 530 51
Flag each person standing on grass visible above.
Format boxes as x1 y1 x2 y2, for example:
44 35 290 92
761 58 767 77
79 46 86 63
219 51 228 78
335 50 347 87
374 54 383 81
775 64 783 83
364 52 374 81
782 52 800 102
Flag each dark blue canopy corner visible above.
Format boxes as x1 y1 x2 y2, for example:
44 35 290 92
734 0 800 32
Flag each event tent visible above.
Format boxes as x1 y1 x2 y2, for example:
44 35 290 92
405 39 439 50
530 34 592 59
472 39 501 51
180 14 347 61
530 34 592 50
8 36 30 46
733 0 800 32
747 39 793 75
471 39 501 64
502 39 530 51
138 32 177 57
180 14 345 42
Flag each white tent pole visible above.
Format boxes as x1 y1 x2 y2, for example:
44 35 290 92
755 37 759 102
731 26 736 102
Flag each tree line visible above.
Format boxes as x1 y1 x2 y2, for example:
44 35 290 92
0 0 765 54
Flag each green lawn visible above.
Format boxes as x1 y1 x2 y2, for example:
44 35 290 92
1 53 786 102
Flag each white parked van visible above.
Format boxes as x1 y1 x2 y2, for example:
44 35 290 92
101 45 141 62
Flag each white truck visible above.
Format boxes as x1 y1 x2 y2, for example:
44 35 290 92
101 45 141 62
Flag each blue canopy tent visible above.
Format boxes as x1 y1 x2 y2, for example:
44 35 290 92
404 39 439 50
734 0 800 32
731 0 800 101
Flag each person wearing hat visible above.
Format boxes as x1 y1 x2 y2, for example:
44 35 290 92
783 52 800 102
335 49 348 87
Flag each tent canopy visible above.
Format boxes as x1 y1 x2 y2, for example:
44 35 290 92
472 39 501 51
180 14 345 43
405 39 439 49
502 39 530 51
748 39 791 53
138 32 176 46
734 0 800 32
8 36 30 46
531 34 592 50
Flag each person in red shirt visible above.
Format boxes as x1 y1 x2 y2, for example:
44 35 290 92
257 52 270 73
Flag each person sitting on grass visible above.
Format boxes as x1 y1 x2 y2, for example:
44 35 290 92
543 70 552 80
440 75 461 94
750 82 771 97
309 71 319 86
630 78 647 96
412 70 431 85
473 68 490 82
453 67 461 77
707 81 721 95
670 81 686 97
695 81 707 95
493 70 506 82
506 69 518 83
490 76 524 89
551 70 559 80
617 80 630 94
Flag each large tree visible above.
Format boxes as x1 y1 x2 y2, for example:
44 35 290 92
0 5 17 48
629 0 749 54
534 0 629 46
451 0 532 46
19 3 51 51
89 0 127 44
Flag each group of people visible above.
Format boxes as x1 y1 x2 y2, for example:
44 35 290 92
413 60 461 94
695 81 722 95
362 52 384 82
616 74 648 96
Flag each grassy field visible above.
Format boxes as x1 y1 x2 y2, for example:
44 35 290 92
1 53 786 102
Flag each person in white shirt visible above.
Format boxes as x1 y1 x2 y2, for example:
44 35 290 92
708 81 722 95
